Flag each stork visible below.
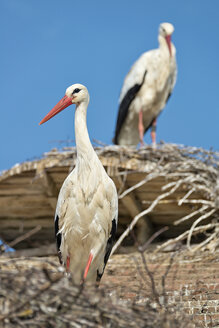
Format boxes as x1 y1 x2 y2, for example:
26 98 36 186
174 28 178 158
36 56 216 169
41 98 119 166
39 84 118 284
113 22 177 147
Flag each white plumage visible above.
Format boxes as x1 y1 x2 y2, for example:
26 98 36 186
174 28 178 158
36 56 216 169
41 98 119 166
114 22 177 146
40 84 118 284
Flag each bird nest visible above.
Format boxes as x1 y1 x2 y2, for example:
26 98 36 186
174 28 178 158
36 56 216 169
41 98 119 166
0 255 195 328
106 143 219 254
0 144 218 328
0 143 219 252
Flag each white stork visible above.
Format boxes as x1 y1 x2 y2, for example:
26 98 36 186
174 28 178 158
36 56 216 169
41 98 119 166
113 22 177 147
39 84 118 284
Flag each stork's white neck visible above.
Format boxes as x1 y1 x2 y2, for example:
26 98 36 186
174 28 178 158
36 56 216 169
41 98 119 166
74 100 96 165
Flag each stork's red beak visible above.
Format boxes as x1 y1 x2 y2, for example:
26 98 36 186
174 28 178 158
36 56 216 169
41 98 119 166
39 95 73 125
165 35 172 57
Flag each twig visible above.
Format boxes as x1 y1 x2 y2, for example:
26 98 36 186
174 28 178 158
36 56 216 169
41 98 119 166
138 249 161 307
4 226 42 250
178 187 195 206
112 182 183 255
117 171 128 196
182 199 214 206
186 208 216 250
131 230 163 308
161 253 176 305
161 177 190 191
139 226 169 252
92 139 108 147
142 199 214 206
119 171 161 199
154 222 219 253
191 231 217 253
174 205 209 226
0 243 56 258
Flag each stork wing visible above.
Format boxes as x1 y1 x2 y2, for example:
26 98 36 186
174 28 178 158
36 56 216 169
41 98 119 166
55 214 62 264
144 54 177 134
119 52 152 102
54 175 75 265
113 51 151 144
113 67 147 144
163 55 177 107
96 216 117 282
167 57 177 102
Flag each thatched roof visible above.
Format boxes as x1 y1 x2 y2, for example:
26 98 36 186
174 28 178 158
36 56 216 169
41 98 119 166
0 143 219 250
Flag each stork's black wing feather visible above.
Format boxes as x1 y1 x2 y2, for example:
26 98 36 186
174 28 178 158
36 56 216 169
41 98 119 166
165 92 172 105
55 215 62 264
113 70 147 144
96 217 117 282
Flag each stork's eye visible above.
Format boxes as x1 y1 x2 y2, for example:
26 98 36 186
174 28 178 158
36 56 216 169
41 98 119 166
73 88 81 94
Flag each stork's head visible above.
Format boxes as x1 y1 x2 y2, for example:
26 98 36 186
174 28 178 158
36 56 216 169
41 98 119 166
159 22 174 56
39 83 89 125
66 84 90 105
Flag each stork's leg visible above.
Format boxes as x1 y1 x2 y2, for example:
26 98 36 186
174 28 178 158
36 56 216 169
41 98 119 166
138 110 144 146
150 118 157 148
83 253 93 280
66 255 70 272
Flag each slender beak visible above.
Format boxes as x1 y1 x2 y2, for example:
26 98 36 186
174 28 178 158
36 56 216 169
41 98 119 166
165 35 172 57
39 95 73 125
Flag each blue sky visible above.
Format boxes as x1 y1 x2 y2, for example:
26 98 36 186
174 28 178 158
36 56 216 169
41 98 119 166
0 0 218 171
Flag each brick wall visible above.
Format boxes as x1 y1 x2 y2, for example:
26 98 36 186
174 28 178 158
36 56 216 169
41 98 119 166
101 250 219 327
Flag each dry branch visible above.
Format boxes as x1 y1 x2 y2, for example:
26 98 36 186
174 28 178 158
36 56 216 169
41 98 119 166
186 208 217 250
154 223 219 253
0 243 56 258
112 179 196 254
8 226 42 248
174 205 209 225
109 143 219 254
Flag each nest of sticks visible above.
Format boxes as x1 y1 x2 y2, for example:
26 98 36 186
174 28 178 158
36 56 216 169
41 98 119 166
0 142 219 253
43 143 219 255
1 143 218 327
0 255 195 328
97 143 219 254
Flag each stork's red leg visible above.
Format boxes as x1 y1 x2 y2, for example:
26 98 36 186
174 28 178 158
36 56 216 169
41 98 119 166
150 118 157 147
66 256 70 272
83 253 93 280
138 110 144 146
